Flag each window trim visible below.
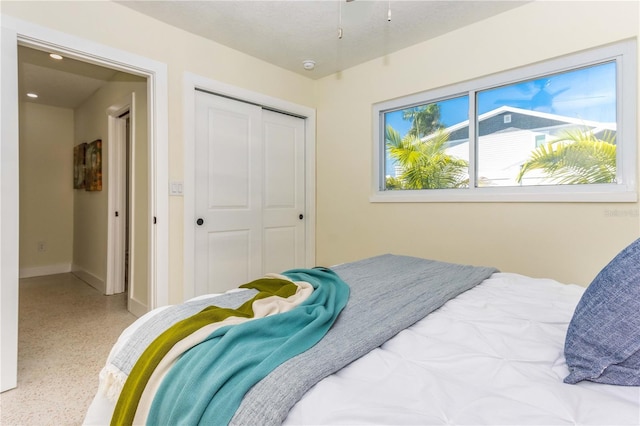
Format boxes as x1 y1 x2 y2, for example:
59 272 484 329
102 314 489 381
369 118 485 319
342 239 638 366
372 39 637 203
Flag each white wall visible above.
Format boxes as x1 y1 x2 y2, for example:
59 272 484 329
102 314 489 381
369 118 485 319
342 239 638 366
19 103 74 277
314 0 640 285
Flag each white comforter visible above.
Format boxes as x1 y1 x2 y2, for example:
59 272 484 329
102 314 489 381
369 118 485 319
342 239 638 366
85 273 640 425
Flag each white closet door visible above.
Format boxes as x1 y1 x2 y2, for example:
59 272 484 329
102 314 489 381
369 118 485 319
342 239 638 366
262 110 306 275
194 91 306 296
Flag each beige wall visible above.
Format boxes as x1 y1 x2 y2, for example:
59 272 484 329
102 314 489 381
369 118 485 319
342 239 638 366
19 103 74 273
73 73 147 305
2 0 315 303
5 0 640 305
314 0 640 285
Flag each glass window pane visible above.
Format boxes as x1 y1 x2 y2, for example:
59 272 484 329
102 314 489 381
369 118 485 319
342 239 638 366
384 96 469 190
476 61 617 187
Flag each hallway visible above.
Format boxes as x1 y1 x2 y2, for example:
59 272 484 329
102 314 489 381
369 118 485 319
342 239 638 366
1 273 136 425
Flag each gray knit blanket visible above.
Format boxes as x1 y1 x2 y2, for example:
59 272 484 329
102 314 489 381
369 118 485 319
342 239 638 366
230 254 498 425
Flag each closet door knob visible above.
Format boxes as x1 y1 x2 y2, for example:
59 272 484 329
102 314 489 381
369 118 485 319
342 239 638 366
196 218 204 226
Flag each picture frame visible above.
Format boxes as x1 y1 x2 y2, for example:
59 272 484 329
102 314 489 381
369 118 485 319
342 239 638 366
73 143 86 189
85 139 102 191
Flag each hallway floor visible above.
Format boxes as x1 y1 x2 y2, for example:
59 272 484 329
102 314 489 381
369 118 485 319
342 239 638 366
0 273 137 425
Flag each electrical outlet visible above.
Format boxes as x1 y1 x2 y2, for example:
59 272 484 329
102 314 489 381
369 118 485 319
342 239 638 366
37 241 46 252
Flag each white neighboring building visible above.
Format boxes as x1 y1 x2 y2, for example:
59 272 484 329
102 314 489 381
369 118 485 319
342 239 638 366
439 106 616 187
447 127 550 186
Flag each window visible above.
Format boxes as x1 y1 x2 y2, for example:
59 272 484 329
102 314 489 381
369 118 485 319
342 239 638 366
372 40 637 202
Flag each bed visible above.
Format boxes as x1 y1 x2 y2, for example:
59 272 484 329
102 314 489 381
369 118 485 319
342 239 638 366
84 241 640 426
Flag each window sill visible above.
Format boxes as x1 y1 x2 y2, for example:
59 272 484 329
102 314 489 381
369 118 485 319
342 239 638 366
370 186 638 203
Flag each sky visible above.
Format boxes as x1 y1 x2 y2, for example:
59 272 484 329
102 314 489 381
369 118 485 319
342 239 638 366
384 61 617 175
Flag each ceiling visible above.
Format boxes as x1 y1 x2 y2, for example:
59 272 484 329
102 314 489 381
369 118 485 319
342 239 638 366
118 0 529 79
18 46 122 109
19 0 529 109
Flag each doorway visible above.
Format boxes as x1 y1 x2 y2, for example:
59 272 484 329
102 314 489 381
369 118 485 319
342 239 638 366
17 46 145 313
0 19 169 393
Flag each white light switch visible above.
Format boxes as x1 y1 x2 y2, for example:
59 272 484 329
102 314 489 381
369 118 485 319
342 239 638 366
170 181 184 196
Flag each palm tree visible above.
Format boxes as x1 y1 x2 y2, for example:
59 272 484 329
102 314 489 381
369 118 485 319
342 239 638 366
384 175 404 190
386 125 468 189
516 129 616 185
402 104 444 139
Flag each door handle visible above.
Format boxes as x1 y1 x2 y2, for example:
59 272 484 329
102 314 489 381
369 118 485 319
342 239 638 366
196 218 204 226
299 214 304 220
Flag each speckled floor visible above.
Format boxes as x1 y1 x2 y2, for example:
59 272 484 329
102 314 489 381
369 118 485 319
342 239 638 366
0 273 137 426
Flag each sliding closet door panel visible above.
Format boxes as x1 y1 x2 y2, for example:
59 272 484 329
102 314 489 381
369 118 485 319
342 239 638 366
195 91 262 295
262 110 305 274
208 230 250 288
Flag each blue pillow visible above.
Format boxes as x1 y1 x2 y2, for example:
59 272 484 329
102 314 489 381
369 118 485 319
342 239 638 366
564 238 640 386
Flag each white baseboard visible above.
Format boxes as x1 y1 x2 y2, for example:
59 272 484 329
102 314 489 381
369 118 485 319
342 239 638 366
19 263 71 279
71 267 106 294
127 296 147 318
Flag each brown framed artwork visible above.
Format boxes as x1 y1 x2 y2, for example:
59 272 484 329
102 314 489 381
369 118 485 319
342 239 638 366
85 139 102 191
73 143 86 189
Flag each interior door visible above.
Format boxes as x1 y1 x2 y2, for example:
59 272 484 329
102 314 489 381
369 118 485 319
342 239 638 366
194 91 306 296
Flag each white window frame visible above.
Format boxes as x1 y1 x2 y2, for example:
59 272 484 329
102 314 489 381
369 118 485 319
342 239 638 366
371 39 637 203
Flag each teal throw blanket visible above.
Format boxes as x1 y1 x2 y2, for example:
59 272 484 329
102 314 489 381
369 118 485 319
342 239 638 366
146 267 350 426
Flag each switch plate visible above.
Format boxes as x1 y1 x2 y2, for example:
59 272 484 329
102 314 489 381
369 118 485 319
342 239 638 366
170 181 184 196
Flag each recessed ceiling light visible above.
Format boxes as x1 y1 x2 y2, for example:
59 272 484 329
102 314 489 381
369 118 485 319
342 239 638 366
49 53 63 60
302 60 316 71
27 93 38 98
